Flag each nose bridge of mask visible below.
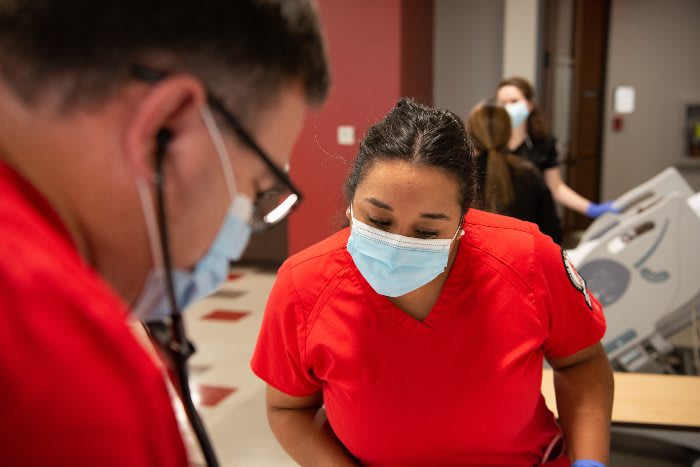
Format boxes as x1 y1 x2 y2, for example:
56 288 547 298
350 205 460 246
348 205 457 268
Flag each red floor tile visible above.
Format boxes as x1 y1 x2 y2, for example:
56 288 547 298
202 310 250 322
192 384 236 407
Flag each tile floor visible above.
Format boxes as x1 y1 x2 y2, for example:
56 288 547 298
179 267 294 466
175 267 699 467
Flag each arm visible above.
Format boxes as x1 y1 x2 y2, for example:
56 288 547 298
547 342 614 465
543 167 591 215
266 385 358 467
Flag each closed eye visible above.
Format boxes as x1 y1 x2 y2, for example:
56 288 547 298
368 217 391 229
415 230 438 239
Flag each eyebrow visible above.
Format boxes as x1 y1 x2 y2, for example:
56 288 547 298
420 212 451 220
364 198 393 211
364 198 451 220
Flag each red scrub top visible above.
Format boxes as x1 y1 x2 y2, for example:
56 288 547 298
252 209 605 466
0 161 187 465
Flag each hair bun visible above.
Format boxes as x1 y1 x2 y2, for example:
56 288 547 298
396 97 413 108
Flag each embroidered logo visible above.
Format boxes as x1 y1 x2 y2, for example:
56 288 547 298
562 250 592 309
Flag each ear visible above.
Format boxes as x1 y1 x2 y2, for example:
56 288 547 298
345 206 351 221
123 75 208 181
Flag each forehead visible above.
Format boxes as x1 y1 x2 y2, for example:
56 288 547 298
356 159 462 211
496 85 525 102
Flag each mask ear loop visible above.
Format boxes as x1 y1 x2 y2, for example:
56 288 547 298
150 128 221 467
201 106 238 201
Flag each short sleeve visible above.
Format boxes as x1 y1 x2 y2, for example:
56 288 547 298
250 263 323 397
537 136 559 171
534 231 606 359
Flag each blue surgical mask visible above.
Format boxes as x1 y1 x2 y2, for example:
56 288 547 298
133 106 253 321
505 100 530 129
346 208 462 297
133 195 252 320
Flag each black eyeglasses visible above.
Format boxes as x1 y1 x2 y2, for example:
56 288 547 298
132 65 303 231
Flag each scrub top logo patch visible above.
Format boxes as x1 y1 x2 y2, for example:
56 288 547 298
562 250 592 309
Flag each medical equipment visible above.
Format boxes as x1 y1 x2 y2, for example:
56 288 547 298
568 190 700 374
580 167 694 244
568 169 700 458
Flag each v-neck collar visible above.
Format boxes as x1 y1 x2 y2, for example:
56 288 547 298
350 233 470 335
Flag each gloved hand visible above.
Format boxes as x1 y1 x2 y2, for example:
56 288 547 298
572 460 606 467
585 200 619 218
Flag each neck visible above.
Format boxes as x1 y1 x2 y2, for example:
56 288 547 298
508 123 527 151
0 100 92 263
0 86 148 306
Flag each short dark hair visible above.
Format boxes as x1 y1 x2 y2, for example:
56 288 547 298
0 0 330 121
345 98 477 213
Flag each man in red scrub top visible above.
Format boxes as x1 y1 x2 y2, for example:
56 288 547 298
0 1 329 465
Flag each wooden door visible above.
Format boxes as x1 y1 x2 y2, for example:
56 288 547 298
566 0 611 232
541 0 611 237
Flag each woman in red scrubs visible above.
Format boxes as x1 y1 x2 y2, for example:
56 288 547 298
252 98 613 467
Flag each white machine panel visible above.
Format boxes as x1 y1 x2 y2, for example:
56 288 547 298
569 193 700 361
581 167 694 243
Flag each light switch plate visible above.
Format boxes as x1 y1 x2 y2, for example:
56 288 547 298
337 125 355 145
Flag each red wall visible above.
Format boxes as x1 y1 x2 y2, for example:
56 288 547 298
401 0 434 106
288 0 433 255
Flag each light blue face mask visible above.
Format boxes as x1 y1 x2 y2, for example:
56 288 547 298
133 196 252 320
505 100 530 130
133 106 253 321
346 208 462 297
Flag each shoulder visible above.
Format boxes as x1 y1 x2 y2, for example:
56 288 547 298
465 208 537 240
462 209 547 297
0 219 186 458
531 135 557 150
275 228 353 312
282 227 350 269
507 153 539 173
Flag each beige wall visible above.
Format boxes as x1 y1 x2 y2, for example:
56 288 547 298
502 0 539 84
433 0 504 118
602 0 700 198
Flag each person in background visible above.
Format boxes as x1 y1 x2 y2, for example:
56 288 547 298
0 0 329 465
252 98 613 467
496 76 618 219
468 100 563 243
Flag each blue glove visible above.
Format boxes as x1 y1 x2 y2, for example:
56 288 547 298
573 460 606 467
586 200 619 218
